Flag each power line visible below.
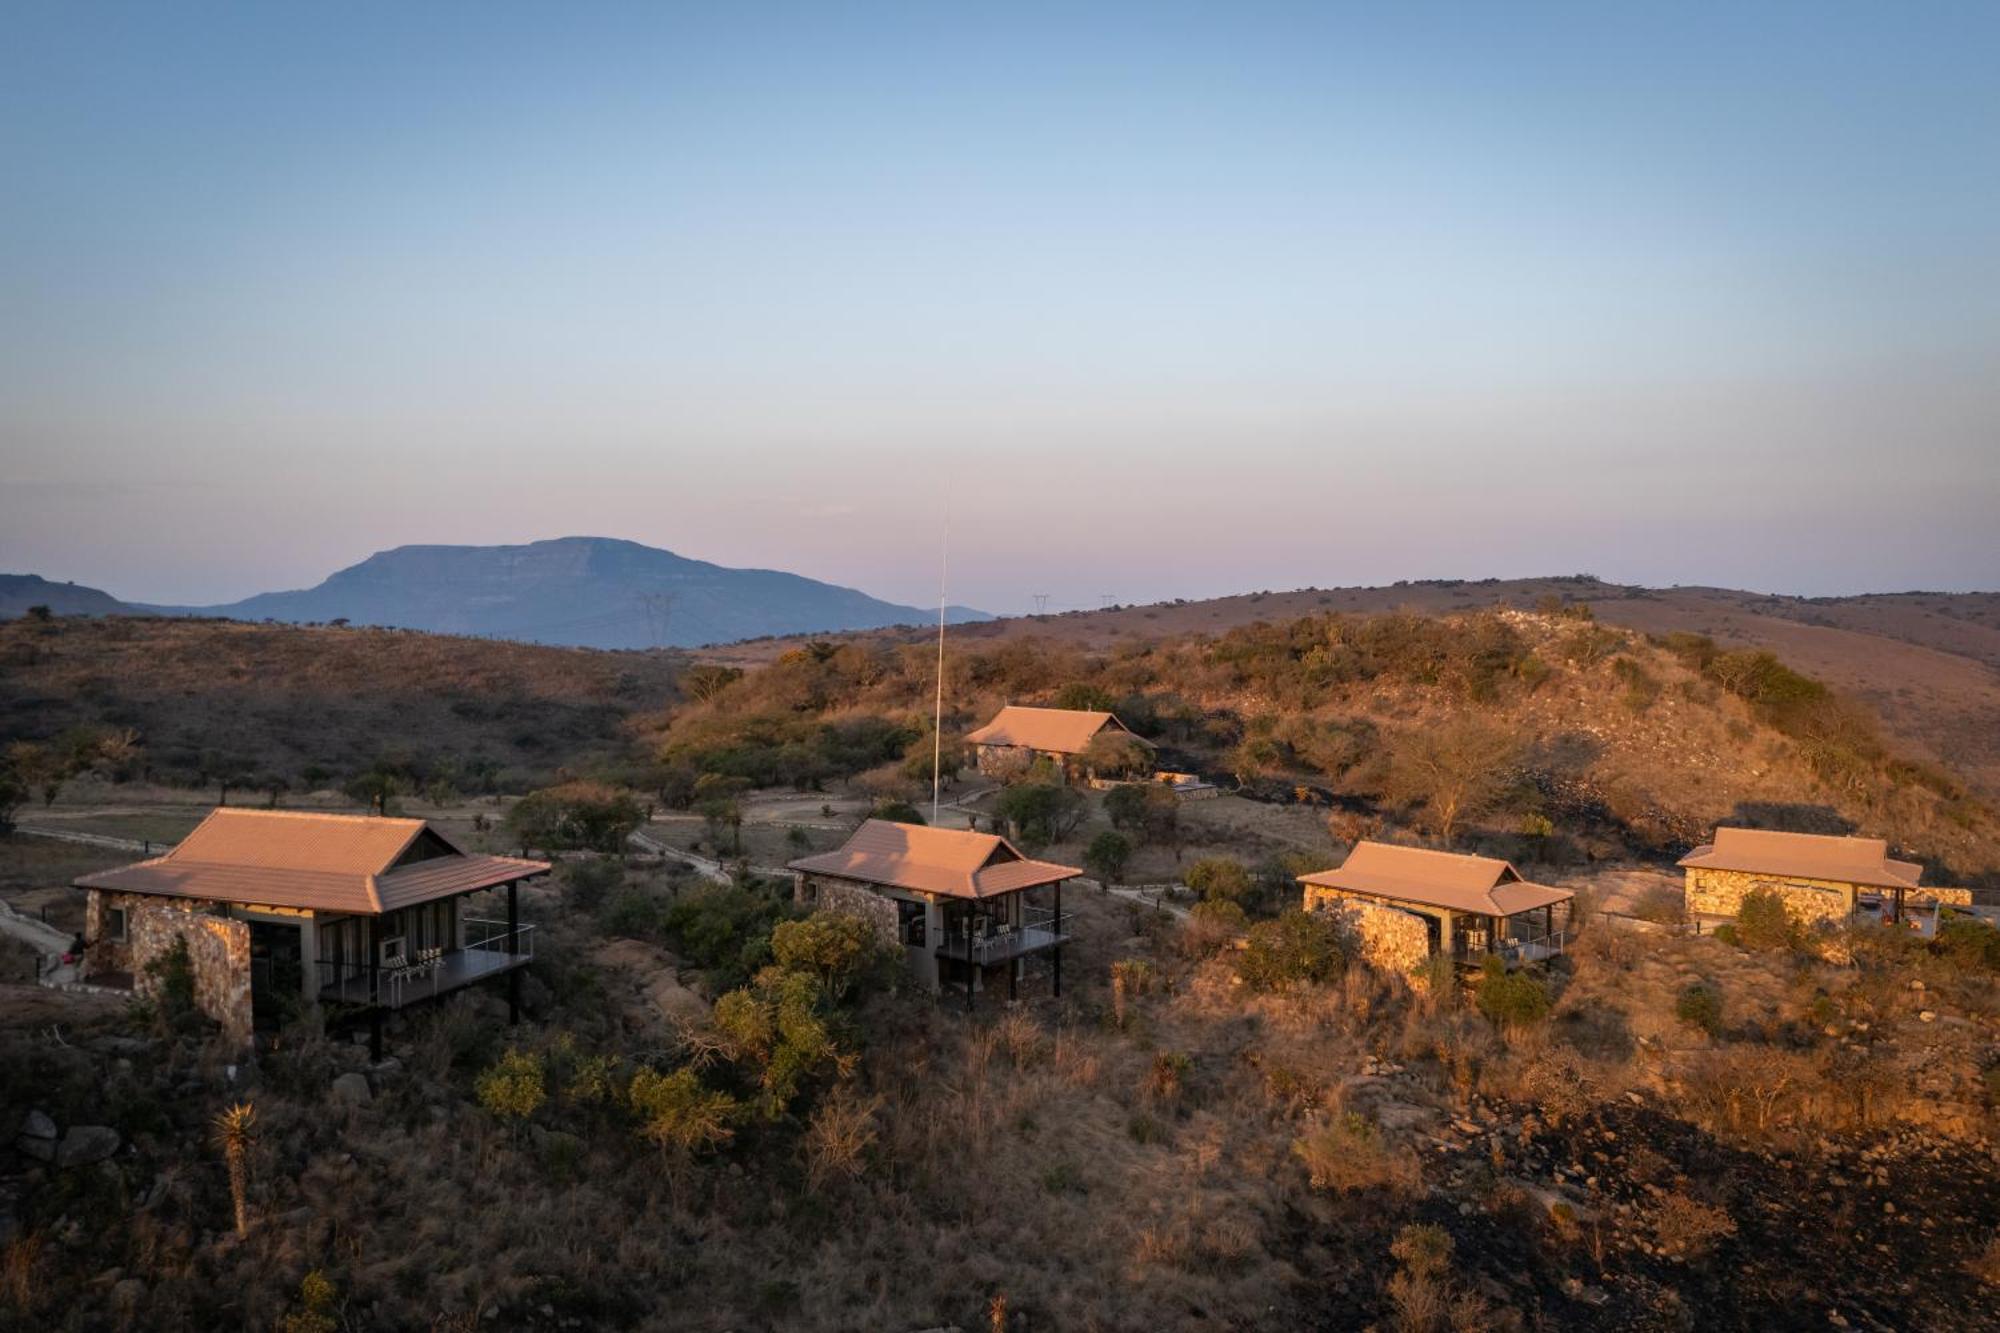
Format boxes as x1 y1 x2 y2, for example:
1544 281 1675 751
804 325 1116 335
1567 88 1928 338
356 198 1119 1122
1031 593 1049 615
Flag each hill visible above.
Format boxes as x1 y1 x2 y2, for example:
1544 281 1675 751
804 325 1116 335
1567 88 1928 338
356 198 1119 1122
0 614 685 795
0 573 132 620
703 576 2000 805
4 537 992 649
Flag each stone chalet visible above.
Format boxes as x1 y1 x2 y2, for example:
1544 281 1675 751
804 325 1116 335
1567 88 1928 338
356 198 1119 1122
1300 841 1573 974
788 819 1079 1007
75 808 548 1050
963 705 1154 782
1678 827 1968 930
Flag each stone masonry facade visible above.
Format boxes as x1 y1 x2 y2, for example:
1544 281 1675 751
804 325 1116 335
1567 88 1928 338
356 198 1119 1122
1303 886 1432 978
796 875 902 949
1685 867 1970 928
87 890 253 1046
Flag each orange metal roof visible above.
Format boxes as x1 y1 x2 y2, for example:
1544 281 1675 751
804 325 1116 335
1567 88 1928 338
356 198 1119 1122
74 808 548 915
1299 841 1572 918
962 705 1152 755
787 819 1078 900
1677 827 1922 891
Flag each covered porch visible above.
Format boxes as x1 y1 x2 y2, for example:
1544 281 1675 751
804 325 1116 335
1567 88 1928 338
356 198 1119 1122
932 883 1073 1009
317 918 536 1009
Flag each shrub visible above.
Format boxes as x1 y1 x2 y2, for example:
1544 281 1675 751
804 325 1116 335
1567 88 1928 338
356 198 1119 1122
1082 732 1151 779
628 1067 742 1155
1185 857 1252 903
561 858 623 912
1237 910 1348 991
1734 888 1803 952
870 798 925 825
1675 981 1724 1036
1182 899 1247 956
1146 1051 1193 1103
144 934 198 1028
1473 957 1550 1028
1292 1113 1416 1193
1652 1192 1738 1260
1936 914 2000 973
1083 831 1132 884
476 1047 547 1120
1633 882 1687 925
663 879 792 987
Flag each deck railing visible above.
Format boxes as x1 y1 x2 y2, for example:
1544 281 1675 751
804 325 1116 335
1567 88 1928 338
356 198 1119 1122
316 924 535 1008
935 909 1072 965
1488 929 1565 965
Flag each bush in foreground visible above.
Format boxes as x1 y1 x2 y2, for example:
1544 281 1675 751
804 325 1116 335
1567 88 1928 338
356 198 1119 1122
1473 957 1550 1028
1237 910 1348 991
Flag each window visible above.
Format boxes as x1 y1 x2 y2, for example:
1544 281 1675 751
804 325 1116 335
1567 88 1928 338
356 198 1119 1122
897 899 927 947
105 906 127 942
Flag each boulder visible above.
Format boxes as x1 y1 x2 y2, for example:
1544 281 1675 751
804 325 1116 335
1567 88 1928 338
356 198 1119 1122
331 1072 372 1106
55 1125 120 1169
21 1110 56 1141
14 1136 55 1164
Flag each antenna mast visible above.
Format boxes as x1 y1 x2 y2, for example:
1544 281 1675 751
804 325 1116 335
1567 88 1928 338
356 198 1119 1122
932 504 949 824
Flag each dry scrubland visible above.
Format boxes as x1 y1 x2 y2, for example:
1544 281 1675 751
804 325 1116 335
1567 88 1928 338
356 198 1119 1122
4 603 2000 1330
0 615 685 795
2 862 1998 1331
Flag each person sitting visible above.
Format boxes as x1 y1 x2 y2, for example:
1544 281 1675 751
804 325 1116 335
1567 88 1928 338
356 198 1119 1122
62 931 87 966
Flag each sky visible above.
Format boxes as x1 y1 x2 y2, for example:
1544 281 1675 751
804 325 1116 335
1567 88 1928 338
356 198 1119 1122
3 1 1997 615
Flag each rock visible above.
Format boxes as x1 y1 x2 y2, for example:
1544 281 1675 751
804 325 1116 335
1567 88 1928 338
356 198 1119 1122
111 1278 146 1308
331 1072 372 1106
1918 1011 1936 1023
21 1110 56 1141
15 1136 55 1164
55 1126 120 1169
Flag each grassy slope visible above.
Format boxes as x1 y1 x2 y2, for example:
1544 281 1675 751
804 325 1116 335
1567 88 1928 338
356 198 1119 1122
0 616 684 790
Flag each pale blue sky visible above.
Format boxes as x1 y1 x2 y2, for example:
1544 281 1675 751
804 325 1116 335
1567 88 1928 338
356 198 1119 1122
3 2 1996 612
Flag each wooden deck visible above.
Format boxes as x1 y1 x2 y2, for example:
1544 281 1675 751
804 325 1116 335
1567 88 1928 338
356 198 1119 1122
319 946 528 1010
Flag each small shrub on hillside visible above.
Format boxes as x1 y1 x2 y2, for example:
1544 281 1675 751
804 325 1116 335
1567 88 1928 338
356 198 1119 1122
1611 656 1662 712
476 1047 547 1120
275 1270 338 1333
1652 1192 1738 1261
1182 899 1247 956
1633 882 1687 925
663 879 792 987
561 857 623 912
1936 914 2000 973
1473 957 1550 1028
770 911 891 1003
1237 910 1348 991
1734 889 1804 952
1293 1113 1416 1193
1185 856 1252 903
600 885 670 940
870 798 925 825
1104 781 1180 845
1146 1051 1194 1103
1675 981 1725 1036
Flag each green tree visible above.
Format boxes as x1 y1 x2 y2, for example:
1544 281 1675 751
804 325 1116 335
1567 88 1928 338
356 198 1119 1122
1185 856 1252 903
506 781 647 854
771 912 886 1004
680 664 744 703
713 967 842 1118
994 781 1085 849
1734 888 1803 952
1084 830 1132 884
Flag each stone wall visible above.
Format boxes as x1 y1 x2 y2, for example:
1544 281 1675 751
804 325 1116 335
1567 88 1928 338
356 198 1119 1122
1304 887 1433 977
798 875 902 949
1683 869 1853 928
91 892 252 1045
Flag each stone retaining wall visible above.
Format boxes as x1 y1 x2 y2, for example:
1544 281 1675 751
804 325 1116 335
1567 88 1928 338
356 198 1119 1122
1304 886 1432 977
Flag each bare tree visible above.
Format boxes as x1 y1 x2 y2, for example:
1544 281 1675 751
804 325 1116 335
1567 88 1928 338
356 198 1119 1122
1384 721 1519 844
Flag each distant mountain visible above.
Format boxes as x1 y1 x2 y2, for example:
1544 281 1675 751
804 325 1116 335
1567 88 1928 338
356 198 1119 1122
121 537 989 648
0 573 133 619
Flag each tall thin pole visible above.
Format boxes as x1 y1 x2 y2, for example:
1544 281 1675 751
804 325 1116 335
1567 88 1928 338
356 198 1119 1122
932 503 949 825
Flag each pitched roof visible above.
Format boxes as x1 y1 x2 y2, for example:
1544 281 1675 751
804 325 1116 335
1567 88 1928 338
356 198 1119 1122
1299 841 1572 917
787 819 1079 900
963 705 1153 756
74 808 549 915
1677 827 1922 891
